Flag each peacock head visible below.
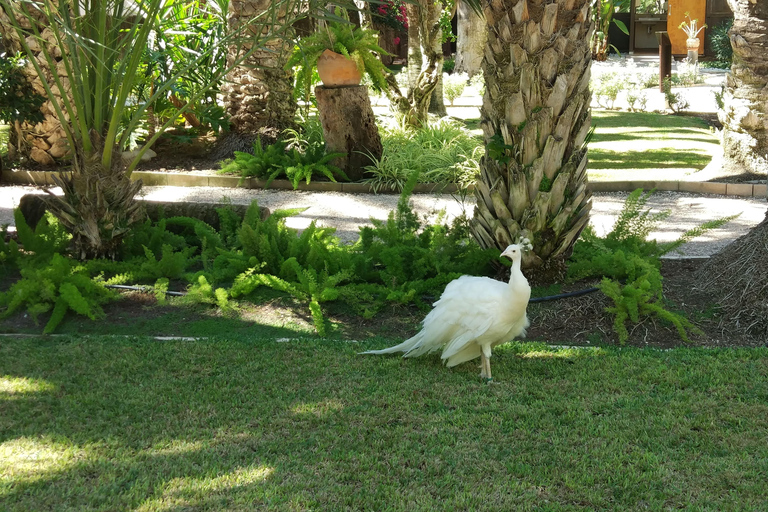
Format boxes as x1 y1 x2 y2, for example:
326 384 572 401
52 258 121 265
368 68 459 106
501 239 533 261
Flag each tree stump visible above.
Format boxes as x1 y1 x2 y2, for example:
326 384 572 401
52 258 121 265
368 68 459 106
314 85 382 182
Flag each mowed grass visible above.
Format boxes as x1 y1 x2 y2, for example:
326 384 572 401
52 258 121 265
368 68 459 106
2 336 768 510
589 111 719 173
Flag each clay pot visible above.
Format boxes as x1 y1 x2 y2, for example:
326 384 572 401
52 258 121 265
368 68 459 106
316 49 362 87
686 37 701 51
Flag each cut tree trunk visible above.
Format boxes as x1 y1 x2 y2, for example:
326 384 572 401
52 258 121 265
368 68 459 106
314 85 382 182
455 0 485 78
720 0 768 179
471 0 594 283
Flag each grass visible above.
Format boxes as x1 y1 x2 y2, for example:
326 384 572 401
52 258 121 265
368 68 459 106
2 335 768 510
459 111 720 180
588 111 719 173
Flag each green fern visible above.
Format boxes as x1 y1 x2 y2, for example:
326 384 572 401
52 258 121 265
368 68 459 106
0 253 115 333
569 189 731 344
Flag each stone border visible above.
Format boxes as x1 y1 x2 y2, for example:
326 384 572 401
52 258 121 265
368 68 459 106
2 168 766 198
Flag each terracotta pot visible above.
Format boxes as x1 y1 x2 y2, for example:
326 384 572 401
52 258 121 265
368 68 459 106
686 37 701 51
316 49 362 87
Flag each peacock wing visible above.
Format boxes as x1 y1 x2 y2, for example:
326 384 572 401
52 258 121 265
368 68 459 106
433 276 509 361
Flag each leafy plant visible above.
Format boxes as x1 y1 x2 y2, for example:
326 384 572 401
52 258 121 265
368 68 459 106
136 0 231 136
0 51 45 157
662 78 689 113
592 71 625 109
2 0 307 259
569 189 735 344
708 19 733 67
678 13 706 39
219 117 348 188
591 0 631 61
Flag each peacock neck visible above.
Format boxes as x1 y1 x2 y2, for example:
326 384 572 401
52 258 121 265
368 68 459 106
508 258 524 286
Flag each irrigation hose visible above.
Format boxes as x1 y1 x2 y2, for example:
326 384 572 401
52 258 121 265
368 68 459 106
106 284 603 302
105 284 186 296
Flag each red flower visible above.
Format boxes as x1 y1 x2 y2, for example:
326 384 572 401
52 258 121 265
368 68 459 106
393 36 401 45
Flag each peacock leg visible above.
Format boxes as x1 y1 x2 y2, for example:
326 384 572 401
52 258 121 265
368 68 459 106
481 345 493 383
480 354 488 379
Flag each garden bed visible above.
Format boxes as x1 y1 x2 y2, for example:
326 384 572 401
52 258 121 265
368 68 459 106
2 257 761 349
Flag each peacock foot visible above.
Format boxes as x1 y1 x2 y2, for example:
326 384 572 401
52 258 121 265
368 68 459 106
483 377 494 384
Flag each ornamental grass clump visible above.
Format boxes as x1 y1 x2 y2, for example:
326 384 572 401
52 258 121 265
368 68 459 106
364 116 482 192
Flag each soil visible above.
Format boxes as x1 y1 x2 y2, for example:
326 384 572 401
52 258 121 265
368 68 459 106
3 258 764 349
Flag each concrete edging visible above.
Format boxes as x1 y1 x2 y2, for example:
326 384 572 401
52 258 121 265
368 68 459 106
2 169 766 198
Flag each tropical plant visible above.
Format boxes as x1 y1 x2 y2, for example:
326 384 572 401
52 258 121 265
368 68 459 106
136 0 231 135
363 116 481 192
469 0 594 283
286 9 390 101
679 13 706 39
1 0 310 259
218 116 348 188
592 0 630 61
442 72 467 105
568 189 735 344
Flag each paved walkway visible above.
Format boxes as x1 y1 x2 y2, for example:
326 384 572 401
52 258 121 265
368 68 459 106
1 184 765 258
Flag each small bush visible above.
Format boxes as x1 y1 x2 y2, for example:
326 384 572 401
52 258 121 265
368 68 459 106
443 72 467 106
218 116 347 188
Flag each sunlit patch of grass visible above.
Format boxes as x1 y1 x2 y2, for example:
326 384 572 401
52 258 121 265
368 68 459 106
590 111 719 171
0 376 56 399
0 437 86 487
135 465 275 512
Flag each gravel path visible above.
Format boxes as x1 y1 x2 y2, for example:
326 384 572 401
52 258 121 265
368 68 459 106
1 184 765 257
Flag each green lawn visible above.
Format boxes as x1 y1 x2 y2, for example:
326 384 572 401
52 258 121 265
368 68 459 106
589 111 719 174
2 335 767 510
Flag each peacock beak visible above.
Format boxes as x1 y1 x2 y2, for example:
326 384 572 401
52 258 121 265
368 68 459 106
500 246 515 260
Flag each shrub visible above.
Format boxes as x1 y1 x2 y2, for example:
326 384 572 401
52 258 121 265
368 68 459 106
592 71 625 109
218 116 347 188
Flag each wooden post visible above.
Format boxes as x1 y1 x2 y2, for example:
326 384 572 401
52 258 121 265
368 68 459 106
314 85 382 182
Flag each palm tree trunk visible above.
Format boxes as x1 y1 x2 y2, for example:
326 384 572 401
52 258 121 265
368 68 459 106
0 7 68 165
223 0 297 135
455 0 485 78
471 0 594 283
720 0 768 178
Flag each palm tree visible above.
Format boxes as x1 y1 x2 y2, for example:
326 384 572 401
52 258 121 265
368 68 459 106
223 0 297 135
719 0 768 176
470 0 593 282
2 0 307 259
